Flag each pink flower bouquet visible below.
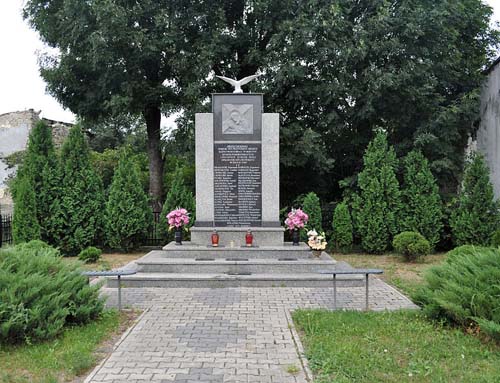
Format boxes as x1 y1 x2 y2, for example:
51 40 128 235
284 208 309 231
167 207 190 230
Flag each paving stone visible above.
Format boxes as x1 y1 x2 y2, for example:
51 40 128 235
85 279 417 382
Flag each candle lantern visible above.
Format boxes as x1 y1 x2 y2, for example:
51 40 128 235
245 229 254 247
211 229 219 247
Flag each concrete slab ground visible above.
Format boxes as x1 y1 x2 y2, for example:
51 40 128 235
84 279 417 383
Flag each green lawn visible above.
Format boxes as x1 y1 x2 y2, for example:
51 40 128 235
333 252 446 296
293 310 500 383
0 310 136 383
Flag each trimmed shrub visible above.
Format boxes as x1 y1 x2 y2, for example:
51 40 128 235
393 231 431 261
59 126 105 256
331 202 353 251
450 154 499 246
352 131 401 253
303 192 322 233
491 229 500 247
401 150 442 249
105 150 152 251
78 246 102 263
0 242 103 344
12 176 40 244
414 245 500 340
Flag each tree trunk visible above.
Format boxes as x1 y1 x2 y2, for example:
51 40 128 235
143 106 164 213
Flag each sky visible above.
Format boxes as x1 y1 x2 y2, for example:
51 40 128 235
1 1 500 124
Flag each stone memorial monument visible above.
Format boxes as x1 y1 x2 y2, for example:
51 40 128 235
111 74 346 288
190 89 284 246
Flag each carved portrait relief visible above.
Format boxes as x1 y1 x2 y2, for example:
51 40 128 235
222 104 253 135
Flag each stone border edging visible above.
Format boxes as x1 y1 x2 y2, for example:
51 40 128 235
285 309 314 382
83 308 149 383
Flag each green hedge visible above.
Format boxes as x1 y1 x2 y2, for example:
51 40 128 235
414 245 500 340
0 241 104 344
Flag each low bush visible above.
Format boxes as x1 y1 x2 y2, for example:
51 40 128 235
78 246 102 264
414 245 500 341
392 231 430 260
14 239 60 257
0 242 104 344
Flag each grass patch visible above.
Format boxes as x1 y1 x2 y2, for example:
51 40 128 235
0 310 137 383
332 252 446 296
293 310 500 383
62 251 146 271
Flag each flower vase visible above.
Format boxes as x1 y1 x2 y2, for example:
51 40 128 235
292 229 300 246
312 250 322 258
175 228 183 245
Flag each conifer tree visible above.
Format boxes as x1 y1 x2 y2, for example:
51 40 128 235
352 131 401 253
401 150 442 249
450 154 499 246
39 159 64 245
105 149 152 251
332 201 353 252
59 126 105 255
12 176 40 243
160 166 195 238
13 120 54 198
302 192 323 233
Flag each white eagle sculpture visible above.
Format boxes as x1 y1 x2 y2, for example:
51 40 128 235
215 74 261 93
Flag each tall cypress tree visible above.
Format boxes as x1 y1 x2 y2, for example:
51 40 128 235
352 131 401 253
160 166 195 238
450 154 499 246
11 120 62 245
105 149 152 251
401 150 443 249
12 176 40 243
302 192 323 233
59 126 104 255
13 120 54 198
332 201 353 252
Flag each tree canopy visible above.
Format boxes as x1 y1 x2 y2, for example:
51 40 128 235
24 0 499 205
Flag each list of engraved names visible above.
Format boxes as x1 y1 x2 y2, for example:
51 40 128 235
214 143 262 226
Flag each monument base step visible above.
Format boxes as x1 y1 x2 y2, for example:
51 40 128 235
158 242 314 259
136 257 336 274
106 272 364 288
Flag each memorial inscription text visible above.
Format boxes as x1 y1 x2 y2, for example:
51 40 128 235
214 143 262 226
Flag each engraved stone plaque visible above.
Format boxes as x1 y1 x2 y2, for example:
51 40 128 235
212 94 262 142
222 104 253 135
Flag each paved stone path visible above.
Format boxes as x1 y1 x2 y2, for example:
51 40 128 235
85 278 417 383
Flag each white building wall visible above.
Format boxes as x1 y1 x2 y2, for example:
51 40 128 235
477 61 500 199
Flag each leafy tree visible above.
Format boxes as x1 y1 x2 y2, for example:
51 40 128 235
450 154 499 246
352 131 401 253
105 150 152 251
160 166 195 238
24 0 498 205
303 192 322 233
12 177 40 244
331 202 353 252
59 126 105 256
401 150 443 249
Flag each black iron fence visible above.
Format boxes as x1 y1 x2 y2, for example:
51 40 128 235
0 214 13 248
144 211 165 247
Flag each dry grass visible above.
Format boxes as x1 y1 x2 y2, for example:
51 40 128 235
62 251 147 271
331 252 447 296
